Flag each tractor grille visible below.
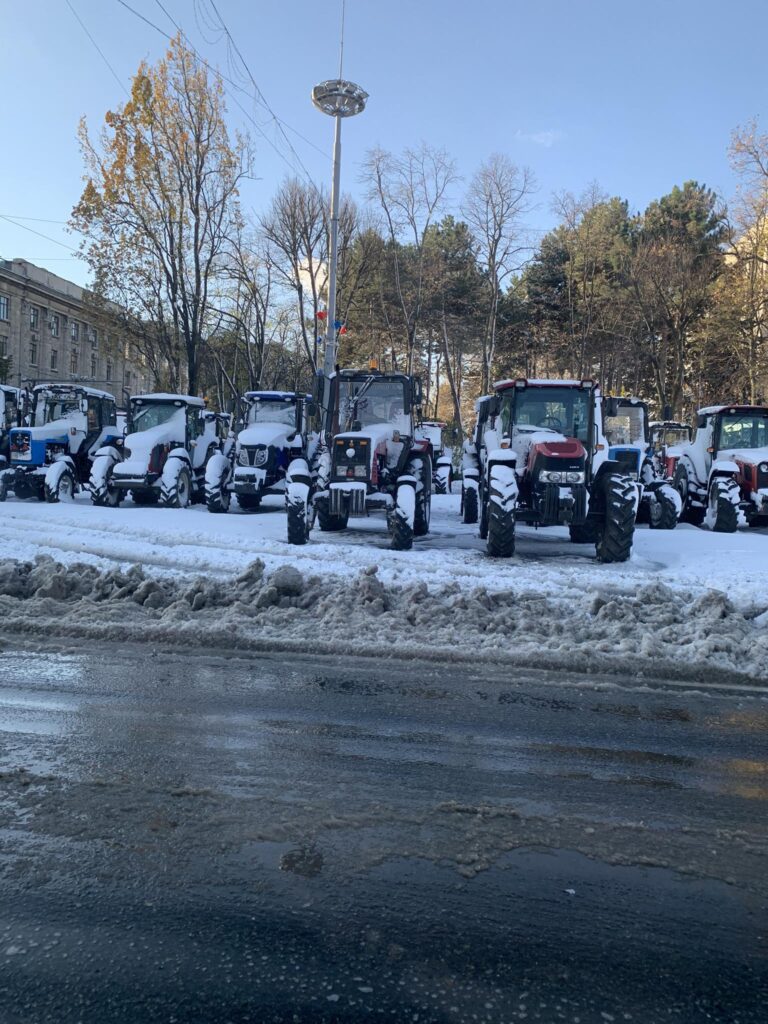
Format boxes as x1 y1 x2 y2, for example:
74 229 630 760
241 445 271 468
330 483 367 517
613 449 642 477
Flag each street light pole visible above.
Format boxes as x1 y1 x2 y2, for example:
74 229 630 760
311 79 368 376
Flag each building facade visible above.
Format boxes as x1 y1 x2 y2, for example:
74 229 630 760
0 259 152 401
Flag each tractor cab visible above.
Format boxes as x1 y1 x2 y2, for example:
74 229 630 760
288 367 430 550
0 385 24 469
603 397 650 479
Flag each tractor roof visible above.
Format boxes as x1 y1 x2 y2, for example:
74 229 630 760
243 390 309 402
33 383 115 401
698 404 768 416
335 368 411 381
131 393 204 407
494 378 598 391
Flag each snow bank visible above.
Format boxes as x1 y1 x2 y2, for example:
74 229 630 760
2 555 767 685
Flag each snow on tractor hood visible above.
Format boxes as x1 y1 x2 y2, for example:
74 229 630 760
20 418 83 442
238 422 298 449
123 419 186 471
718 446 768 465
511 427 586 469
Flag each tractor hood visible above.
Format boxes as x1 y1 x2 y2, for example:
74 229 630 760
122 421 185 473
16 419 81 443
718 446 768 465
238 422 297 450
511 427 586 471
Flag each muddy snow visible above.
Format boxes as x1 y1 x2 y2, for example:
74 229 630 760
1 491 767 683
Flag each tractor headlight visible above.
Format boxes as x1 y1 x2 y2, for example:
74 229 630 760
539 470 563 483
353 465 367 479
566 471 585 484
760 462 768 473
238 449 249 467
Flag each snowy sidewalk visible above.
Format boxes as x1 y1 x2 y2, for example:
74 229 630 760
1 493 767 683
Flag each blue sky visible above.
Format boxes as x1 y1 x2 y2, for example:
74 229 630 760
1 0 765 286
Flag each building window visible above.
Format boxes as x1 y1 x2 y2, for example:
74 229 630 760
91 353 97 378
0 296 8 321
70 349 79 375
89 328 98 347
50 315 60 337
71 321 79 342
30 341 38 365
0 335 8 357
29 306 39 329
126 370 132 387
50 349 58 371
106 360 113 382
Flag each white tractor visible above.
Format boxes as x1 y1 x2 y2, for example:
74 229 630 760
91 393 232 508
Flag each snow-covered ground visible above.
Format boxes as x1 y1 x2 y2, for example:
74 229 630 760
1 491 768 683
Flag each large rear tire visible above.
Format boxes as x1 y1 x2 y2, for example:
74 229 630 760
316 496 348 532
411 458 431 537
462 486 478 525
595 474 636 563
160 463 191 509
486 464 517 558
206 470 231 514
90 457 121 508
287 496 309 545
674 464 706 526
237 493 262 511
44 467 76 504
649 490 678 530
709 478 739 533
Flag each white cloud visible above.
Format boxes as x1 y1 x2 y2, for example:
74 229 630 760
514 129 565 148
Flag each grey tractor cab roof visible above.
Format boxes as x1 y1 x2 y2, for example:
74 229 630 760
33 383 116 401
697 404 768 417
243 391 311 402
131 393 205 407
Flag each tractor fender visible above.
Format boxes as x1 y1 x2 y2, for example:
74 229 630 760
168 447 191 464
436 454 452 468
396 473 417 488
204 450 231 489
49 452 77 471
286 458 311 488
709 459 739 480
93 444 123 462
486 447 517 466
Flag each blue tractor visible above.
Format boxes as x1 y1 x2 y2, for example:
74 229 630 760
0 384 121 503
603 396 681 529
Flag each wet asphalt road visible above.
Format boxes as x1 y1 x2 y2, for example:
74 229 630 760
0 642 766 1024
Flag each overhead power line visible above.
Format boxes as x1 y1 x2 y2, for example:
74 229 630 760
0 215 80 254
66 0 129 96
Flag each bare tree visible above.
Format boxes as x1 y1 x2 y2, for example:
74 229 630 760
362 143 458 373
464 155 535 391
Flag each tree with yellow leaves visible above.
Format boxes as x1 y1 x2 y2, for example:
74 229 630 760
71 35 250 396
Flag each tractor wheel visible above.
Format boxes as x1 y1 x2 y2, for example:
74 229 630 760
485 464 517 558
44 467 76 504
237 494 262 511
131 489 159 506
0 476 7 502
206 470 231 514
434 464 451 495
90 457 121 508
411 457 431 537
479 489 489 540
747 516 768 529
673 464 706 526
708 478 739 533
649 489 678 530
595 474 636 563
160 463 191 509
569 520 598 544
316 496 348 532
462 486 478 525
389 485 415 551
287 494 310 545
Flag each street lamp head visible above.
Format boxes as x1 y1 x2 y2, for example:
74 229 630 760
311 79 368 118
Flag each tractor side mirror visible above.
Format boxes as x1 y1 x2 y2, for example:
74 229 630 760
306 400 318 419
603 397 619 418
487 396 500 419
696 414 707 429
412 377 423 407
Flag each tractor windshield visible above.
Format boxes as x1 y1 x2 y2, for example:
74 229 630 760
604 405 647 447
130 401 185 432
338 378 409 432
246 399 296 427
36 391 82 425
501 387 592 443
653 426 691 448
2 393 18 430
718 413 768 450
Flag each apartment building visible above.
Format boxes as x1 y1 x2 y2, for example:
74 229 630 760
0 259 152 400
